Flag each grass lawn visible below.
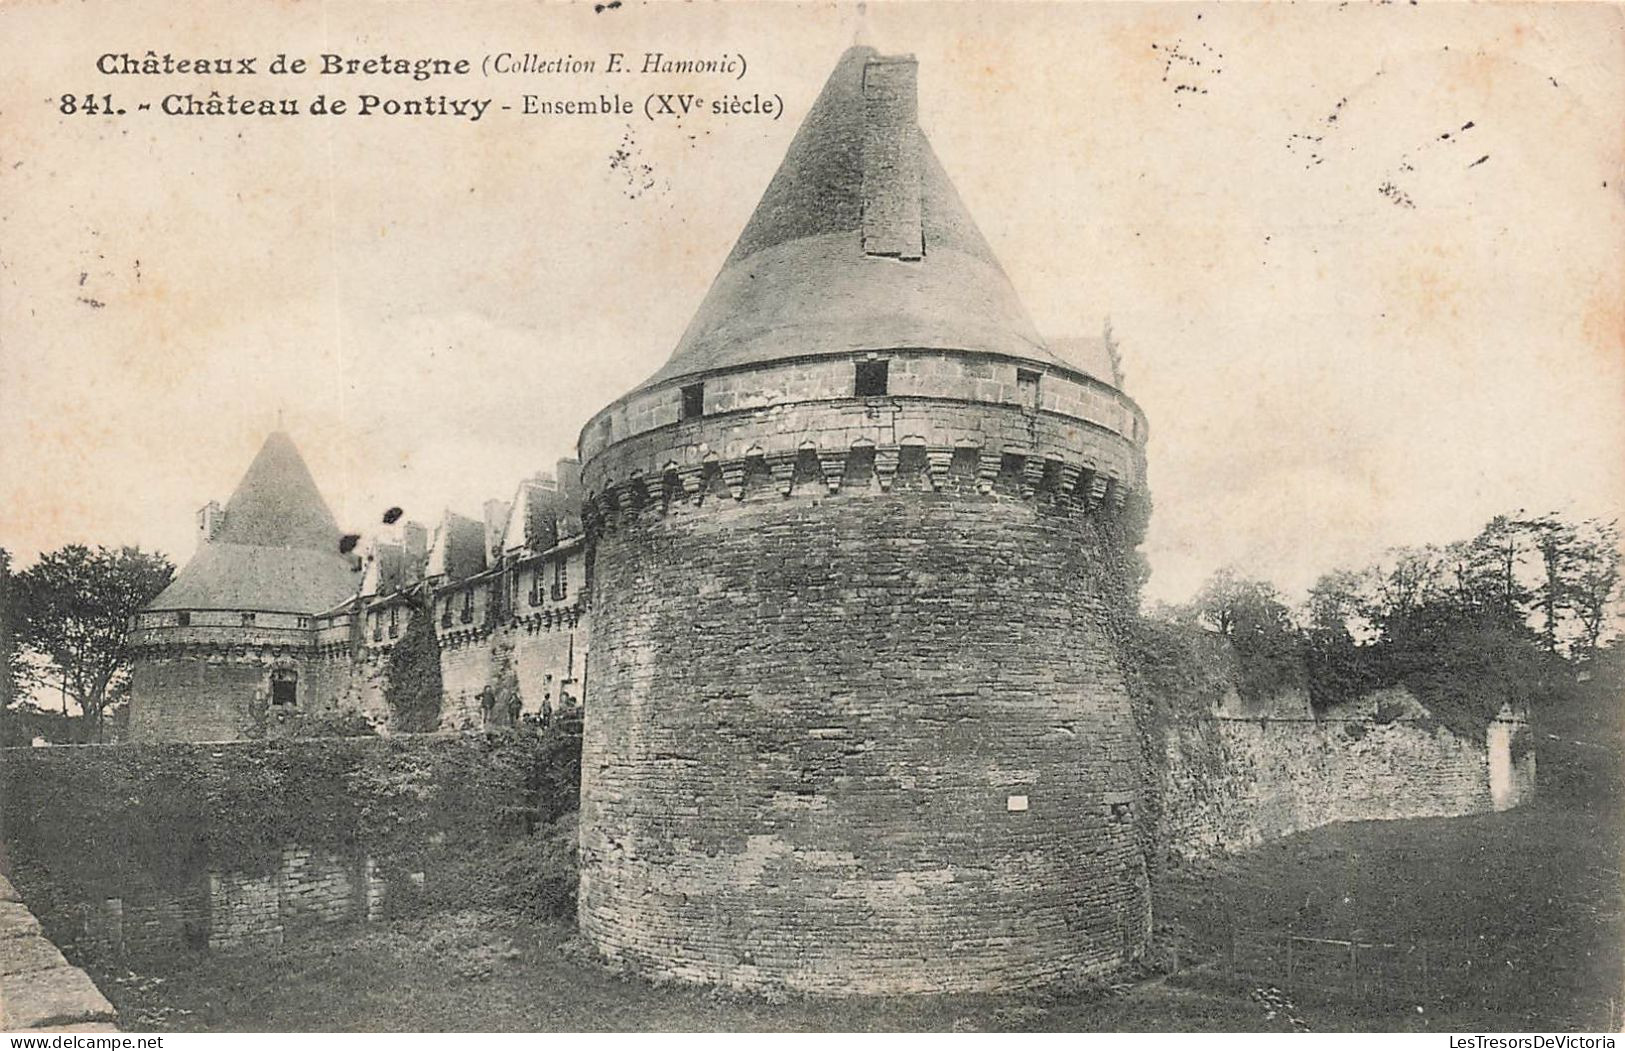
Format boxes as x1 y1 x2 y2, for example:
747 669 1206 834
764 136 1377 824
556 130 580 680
87 778 1621 1033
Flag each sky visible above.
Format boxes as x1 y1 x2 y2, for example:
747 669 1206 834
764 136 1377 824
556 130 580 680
2 0 1622 607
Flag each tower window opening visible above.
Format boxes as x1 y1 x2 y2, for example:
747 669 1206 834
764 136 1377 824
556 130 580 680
855 359 889 397
681 383 705 420
552 557 569 602
460 589 474 624
270 668 297 707
388 606 399 638
1016 368 1041 413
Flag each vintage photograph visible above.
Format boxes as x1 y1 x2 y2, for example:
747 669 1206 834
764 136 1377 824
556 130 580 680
0 0 1621 1036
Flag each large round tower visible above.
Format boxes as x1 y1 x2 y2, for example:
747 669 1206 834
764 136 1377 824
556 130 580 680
577 47 1151 995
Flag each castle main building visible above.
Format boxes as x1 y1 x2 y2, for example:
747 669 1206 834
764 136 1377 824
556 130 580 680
127 432 590 740
575 47 1152 994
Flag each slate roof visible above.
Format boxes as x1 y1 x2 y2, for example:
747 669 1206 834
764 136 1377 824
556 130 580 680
635 46 1080 393
145 431 358 613
425 511 488 582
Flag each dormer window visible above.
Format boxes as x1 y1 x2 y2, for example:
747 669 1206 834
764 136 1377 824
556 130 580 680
681 383 705 420
1016 368 1040 413
855 359 889 397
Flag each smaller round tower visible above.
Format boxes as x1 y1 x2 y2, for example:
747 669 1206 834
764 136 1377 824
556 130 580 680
127 431 359 741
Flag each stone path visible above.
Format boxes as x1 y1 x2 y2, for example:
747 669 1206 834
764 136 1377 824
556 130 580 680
0 874 117 1032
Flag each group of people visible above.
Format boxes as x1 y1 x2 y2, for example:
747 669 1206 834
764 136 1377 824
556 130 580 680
477 684 574 729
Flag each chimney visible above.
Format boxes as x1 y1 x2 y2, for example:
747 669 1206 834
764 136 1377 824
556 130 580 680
400 521 428 583
483 499 511 563
196 501 226 546
861 54 922 260
555 458 583 497
527 487 562 552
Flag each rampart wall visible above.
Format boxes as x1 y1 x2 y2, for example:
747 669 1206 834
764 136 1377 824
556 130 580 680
1152 686 1535 859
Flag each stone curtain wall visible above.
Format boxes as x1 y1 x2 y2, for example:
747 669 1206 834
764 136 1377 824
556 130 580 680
0 731 572 960
129 614 586 739
203 847 379 951
1156 708 1536 858
580 493 1151 995
436 620 588 731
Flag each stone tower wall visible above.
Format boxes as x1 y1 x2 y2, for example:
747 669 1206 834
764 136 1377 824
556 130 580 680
579 350 1146 487
578 449 1151 994
127 639 356 743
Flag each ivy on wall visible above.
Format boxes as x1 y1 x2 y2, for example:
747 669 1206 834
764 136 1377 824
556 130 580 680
0 722 582 928
383 602 442 732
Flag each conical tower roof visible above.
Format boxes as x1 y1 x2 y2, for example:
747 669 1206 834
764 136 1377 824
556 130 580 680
146 431 358 613
635 46 1068 392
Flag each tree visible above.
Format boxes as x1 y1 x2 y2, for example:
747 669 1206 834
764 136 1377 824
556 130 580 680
1305 566 1377 639
1369 545 1447 638
1183 567 1305 701
13 545 174 741
1462 515 1539 623
1 548 18 711
1548 517 1621 662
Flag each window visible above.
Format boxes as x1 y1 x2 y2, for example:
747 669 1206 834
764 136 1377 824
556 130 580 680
1017 368 1040 413
598 417 613 447
529 567 542 607
551 557 568 602
681 383 704 420
296 615 311 629
270 668 297 707
176 611 191 627
240 612 256 627
855 359 889 397
372 612 382 641
460 589 474 624
440 597 453 628
388 606 399 638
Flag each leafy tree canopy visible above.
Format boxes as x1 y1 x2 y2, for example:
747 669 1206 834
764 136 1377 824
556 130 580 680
11 545 174 738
